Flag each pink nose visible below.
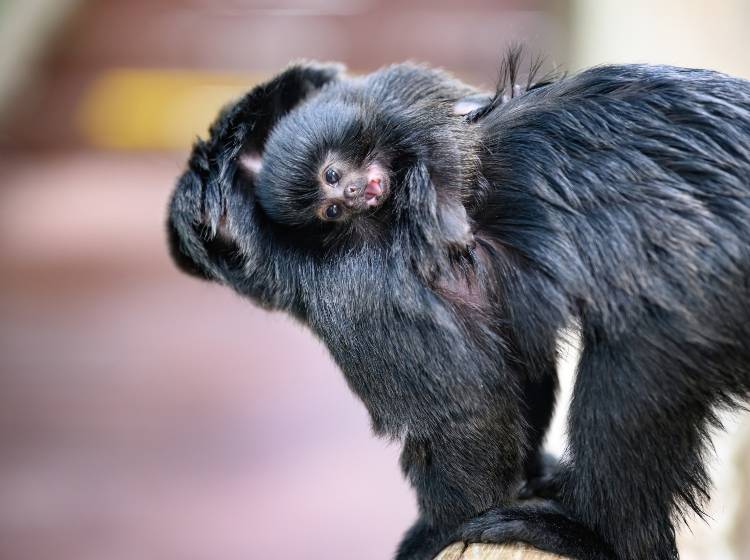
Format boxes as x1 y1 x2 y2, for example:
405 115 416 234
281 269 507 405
344 183 362 200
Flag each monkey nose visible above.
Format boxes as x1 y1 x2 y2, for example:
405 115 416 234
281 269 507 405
344 183 361 200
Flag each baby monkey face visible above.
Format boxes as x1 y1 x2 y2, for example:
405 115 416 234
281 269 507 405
316 154 390 222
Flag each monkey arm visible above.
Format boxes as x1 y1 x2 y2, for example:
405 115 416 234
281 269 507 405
167 143 301 311
167 61 346 311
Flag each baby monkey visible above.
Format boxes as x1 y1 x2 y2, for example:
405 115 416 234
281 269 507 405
244 61 487 241
168 55 750 560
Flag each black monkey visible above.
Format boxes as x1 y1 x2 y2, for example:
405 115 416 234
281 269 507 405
167 56 750 560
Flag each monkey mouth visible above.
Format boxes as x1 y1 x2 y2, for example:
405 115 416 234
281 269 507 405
364 178 383 204
363 177 388 208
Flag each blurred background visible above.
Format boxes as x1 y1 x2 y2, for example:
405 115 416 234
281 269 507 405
1 1 749 559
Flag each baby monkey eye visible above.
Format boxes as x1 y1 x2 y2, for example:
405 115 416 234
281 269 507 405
325 168 340 185
325 204 341 219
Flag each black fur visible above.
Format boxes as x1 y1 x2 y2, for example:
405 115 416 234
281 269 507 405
166 56 750 560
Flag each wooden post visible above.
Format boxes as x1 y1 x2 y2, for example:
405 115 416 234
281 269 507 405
435 542 570 560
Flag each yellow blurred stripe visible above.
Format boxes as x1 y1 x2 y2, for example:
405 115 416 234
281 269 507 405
77 69 265 150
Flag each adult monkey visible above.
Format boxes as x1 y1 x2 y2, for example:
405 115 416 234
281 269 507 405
168 55 750 560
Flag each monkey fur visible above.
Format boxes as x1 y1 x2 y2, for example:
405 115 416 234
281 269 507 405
167 55 750 560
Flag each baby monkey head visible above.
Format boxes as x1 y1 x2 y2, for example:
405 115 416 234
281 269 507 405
311 154 389 222
250 100 393 228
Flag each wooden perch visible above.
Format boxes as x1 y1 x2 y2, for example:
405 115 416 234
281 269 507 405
435 542 570 560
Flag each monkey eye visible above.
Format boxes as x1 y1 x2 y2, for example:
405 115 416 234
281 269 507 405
325 168 340 185
324 204 341 219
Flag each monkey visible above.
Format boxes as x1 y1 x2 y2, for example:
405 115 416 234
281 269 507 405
247 62 489 236
166 55 750 560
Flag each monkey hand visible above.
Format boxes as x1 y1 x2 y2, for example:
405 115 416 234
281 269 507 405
519 452 563 500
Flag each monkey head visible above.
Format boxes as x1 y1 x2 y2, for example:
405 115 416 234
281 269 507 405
247 99 393 228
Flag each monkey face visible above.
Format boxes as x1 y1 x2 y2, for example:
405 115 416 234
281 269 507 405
252 97 396 230
315 154 390 222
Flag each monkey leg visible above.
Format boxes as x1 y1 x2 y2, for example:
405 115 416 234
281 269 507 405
459 333 721 560
458 323 733 560
395 411 525 560
555 336 720 560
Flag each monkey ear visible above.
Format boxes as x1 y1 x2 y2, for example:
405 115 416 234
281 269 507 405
227 60 345 179
238 152 263 177
453 92 493 116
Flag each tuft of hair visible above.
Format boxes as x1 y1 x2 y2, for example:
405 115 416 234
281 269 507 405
467 45 563 122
